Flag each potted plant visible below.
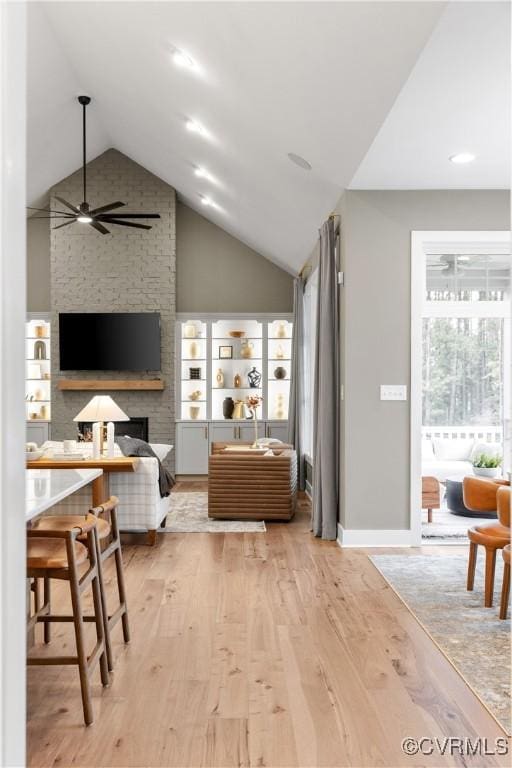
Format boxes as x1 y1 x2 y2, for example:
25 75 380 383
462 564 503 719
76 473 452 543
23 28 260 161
472 453 502 478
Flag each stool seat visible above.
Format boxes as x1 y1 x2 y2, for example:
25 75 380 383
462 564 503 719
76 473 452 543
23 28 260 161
468 523 510 549
27 538 88 571
81 516 111 541
34 513 111 542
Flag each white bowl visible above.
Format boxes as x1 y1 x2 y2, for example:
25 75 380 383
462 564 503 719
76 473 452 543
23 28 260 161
26 449 44 461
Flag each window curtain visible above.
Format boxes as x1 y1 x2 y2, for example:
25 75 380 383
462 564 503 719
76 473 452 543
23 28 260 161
312 216 339 539
288 276 305 490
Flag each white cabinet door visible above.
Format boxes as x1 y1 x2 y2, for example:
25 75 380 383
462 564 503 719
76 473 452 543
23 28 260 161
26 422 49 446
209 423 239 445
239 424 258 442
176 422 209 474
266 422 289 442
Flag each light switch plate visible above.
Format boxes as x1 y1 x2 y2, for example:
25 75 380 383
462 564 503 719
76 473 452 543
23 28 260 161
380 384 407 401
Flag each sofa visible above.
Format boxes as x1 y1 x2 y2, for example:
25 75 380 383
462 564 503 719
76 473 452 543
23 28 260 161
422 437 502 483
41 440 172 538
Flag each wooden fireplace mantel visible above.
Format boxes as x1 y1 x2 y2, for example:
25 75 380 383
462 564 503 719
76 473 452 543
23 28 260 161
57 379 165 391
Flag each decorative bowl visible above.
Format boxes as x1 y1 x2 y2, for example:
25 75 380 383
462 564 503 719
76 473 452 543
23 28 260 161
229 330 246 338
26 449 44 461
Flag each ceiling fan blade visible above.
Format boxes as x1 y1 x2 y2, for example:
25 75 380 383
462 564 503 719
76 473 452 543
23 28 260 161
89 201 126 216
27 206 75 217
53 219 76 230
102 218 152 230
30 216 78 220
97 213 161 219
89 220 110 235
55 196 81 215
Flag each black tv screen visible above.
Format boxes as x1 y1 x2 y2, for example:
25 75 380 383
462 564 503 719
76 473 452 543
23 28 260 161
59 313 161 371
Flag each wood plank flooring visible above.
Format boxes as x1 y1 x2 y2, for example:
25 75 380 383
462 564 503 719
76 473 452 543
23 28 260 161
27 486 509 767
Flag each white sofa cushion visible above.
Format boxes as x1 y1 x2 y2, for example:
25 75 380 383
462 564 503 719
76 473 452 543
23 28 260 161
470 441 503 461
432 438 474 461
422 459 473 483
422 439 435 460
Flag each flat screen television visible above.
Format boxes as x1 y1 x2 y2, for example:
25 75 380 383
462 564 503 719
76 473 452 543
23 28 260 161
59 312 161 371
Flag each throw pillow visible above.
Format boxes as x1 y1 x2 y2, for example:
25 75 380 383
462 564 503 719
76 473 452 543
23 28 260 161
432 438 474 461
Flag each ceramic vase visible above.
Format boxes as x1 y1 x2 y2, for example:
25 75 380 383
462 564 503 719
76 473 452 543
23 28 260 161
234 373 242 388
216 368 224 388
189 341 199 359
33 340 46 360
223 397 235 419
241 341 254 359
276 322 287 339
247 367 261 388
274 366 287 380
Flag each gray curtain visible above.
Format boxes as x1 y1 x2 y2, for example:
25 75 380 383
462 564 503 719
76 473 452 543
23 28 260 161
312 217 339 539
288 276 305 490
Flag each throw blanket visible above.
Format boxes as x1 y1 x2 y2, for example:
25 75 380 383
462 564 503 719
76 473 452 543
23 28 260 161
115 436 174 498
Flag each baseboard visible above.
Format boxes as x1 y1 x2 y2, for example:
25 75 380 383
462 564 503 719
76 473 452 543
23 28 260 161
337 523 413 547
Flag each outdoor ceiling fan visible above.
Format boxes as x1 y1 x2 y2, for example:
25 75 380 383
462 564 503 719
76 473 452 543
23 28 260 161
28 96 160 234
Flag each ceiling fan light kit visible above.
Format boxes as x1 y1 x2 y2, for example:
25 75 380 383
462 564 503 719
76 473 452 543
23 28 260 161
28 96 160 235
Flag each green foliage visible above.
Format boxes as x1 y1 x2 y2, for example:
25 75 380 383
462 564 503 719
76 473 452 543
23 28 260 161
472 453 502 469
422 317 503 426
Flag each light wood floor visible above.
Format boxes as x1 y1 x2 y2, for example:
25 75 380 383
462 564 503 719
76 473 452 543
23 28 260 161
27 486 509 768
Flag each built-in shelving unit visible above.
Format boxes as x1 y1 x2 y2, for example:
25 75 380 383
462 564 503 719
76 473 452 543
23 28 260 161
26 314 51 444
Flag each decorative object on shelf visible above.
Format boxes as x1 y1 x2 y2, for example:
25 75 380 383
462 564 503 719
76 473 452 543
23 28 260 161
223 397 235 419
229 330 246 338
29 410 40 420
233 400 246 420
189 405 200 420
43 372 51 380
189 367 201 380
247 367 261 389
188 340 199 359
234 373 242 388
28 96 161 235
73 395 129 457
275 322 288 339
35 388 43 401
34 325 48 338
216 368 224 388
184 322 198 339
188 390 202 401
245 395 263 448
219 345 233 359
240 340 254 359
275 344 285 360
274 366 287 380
274 393 285 419
33 340 46 360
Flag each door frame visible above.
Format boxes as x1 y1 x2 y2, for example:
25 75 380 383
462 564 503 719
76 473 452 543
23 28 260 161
410 231 511 546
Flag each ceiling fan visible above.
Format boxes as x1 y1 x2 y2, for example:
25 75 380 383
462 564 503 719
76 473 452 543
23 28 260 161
28 96 161 234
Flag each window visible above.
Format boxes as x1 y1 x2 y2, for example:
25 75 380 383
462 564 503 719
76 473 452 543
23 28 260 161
303 268 318 458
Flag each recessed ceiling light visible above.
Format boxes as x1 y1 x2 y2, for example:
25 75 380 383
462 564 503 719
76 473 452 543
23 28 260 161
194 167 212 181
186 119 206 136
449 153 475 164
172 48 195 69
288 152 312 170
77 215 93 223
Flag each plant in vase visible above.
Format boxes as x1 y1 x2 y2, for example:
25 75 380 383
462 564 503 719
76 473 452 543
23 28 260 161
472 453 502 478
245 395 263 448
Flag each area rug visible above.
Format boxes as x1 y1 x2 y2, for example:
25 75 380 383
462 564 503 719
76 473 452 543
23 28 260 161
162 492 266 533
422 506 494 542
370 554 511 733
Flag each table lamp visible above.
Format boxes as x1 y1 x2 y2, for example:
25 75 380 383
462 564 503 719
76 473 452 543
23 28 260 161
73 395 129 457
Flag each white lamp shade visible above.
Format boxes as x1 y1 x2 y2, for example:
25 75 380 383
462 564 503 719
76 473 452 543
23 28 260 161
73 395 130 423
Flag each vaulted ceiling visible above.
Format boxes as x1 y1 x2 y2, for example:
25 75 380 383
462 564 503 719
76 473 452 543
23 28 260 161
27 2 509 274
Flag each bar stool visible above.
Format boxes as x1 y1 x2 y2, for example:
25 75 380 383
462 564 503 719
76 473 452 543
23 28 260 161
27 515 109 726
464 479 511 607
33 496 130 672
499 544 510 620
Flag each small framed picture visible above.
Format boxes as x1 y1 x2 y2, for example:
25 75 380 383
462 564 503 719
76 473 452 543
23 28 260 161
219 345 233 359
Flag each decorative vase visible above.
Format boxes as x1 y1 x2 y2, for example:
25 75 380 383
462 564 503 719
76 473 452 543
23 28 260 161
34 325 48 339
233 400 246 420
276 322 287 339
189 367 201 380
223 397 235 419
189 341 199 359
247 367 261 389
240 341 254 359
234 373 242 388
184 323 197 339
216 368 224 388
189 405 200 420
275 344 285 360
275 393 285 419
274 366 287 380
33 340 46 360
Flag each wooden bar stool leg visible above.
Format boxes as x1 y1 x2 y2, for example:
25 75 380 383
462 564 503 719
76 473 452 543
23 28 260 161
427 508 432 524
43 576 51 644
114 543 130 643
66 538 94 726
499 560 510 620
484 547 497 608
94 531 114 672
467 541 478 591
87 530 109 687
